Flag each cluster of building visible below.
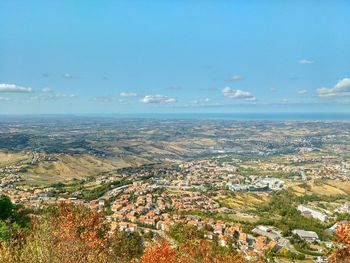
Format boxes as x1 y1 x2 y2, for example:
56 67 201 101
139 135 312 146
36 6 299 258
90 182 226 227
227 176 284 192
0 174 23 188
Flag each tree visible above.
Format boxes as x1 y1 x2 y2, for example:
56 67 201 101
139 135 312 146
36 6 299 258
138 241 178 263
0 195 13 221
20 203 110 263
0 220 10 241
110 231 144 262
167 223 204 244
330 221 350 263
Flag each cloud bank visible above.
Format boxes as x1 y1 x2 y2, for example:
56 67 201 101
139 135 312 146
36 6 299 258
298 59 314 64
120 92 138 97
222 87 256 101
141 95 176 104
317 78 350 97
0 84 32 93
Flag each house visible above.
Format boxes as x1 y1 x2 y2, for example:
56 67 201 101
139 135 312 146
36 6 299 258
252 225 280 241
255 236 279 251
119 222 138 233
292 229 319 242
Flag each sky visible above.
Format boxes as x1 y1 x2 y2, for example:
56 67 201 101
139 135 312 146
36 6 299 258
1 0 350 114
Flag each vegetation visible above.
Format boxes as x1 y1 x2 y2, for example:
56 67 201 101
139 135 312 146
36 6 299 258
138 239 251 263
257 190 331 239
0 196 255 263
0 195 31 242
329 221 350 263
290 234 323 256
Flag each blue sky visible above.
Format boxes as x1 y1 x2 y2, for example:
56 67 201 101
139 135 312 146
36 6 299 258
1 0 350 114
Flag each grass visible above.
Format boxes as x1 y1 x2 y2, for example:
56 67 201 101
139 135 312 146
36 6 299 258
215 192 269 210
0 151 30 167
20 154 139 185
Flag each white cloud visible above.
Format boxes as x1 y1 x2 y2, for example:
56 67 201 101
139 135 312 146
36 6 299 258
192 98 212 105
140 95 176 104
222 87 256 101
0 84 32 93
231 75 244 81
298 59 314 64
62 73 77 79
317 78 350 97
28 93 76 101
120 92 138 97
297 89 308 95
41 87 52 93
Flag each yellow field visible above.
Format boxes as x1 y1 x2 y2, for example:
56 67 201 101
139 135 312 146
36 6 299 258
327 180 350 193
0 151 30 167
216 192 269 209
290 180 349 196
22 154 144 185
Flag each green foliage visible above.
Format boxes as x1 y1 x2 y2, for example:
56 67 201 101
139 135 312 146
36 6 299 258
50 182 65 190
0 194 31 227
266 249 306 260
257 190 330 240
110 231 144 262
0 194 31 242
0 220 10 241
167 223 205 244
335 212 350 221
82 184 109 201
104 199 113 216
82 180 132 201
0 195 13 221
290 234 310 250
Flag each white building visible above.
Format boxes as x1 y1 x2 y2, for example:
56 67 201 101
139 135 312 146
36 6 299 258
261 177 284 190
298 204 328 222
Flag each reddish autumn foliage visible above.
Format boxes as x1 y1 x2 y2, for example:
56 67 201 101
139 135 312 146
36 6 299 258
1 202 254 263
137 239 249 263
330 221 350 263
44 203 109 262
179 239 247 263
1 203 148 263
138 241 178 263
2 203 111 263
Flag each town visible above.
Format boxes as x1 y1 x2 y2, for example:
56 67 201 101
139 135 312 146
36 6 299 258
1 118 350 262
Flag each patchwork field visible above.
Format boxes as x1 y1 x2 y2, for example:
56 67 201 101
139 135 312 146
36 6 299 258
22 154 148 185
0 151 30 167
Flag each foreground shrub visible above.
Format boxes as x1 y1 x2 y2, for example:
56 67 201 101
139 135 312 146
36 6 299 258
330 221 350 263
0 202 256 263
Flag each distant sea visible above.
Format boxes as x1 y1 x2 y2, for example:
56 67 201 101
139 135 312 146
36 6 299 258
1 113 350 122
88 112 350 121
